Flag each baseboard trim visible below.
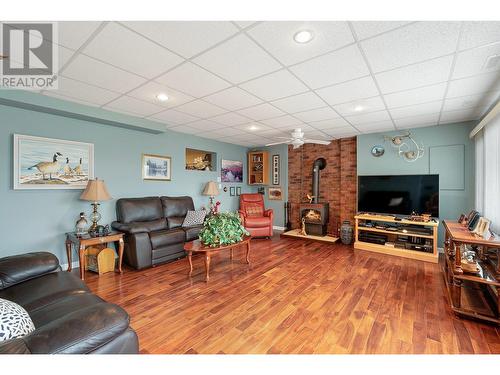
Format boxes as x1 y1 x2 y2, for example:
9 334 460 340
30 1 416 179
59 260 80 271
273 226 286 231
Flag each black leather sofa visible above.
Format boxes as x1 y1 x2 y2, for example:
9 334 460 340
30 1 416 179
111 196 202 270
0 252 139 354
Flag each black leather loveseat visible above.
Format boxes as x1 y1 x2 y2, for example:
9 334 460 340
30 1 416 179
0 252 139 354
111 196 202 270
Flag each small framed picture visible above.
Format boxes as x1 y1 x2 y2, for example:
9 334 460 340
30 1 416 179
268 187 282 200
458 214 466 224
142 154 171 181
230 186 236 196
236 186 241 196
272 154 280 185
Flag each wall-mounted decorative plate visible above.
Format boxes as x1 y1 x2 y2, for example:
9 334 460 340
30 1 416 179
371 145 385 157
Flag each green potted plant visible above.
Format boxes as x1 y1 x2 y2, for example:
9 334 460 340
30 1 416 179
199 212 249 247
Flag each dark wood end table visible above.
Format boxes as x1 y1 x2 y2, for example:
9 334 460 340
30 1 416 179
65 231 124 280
183 236 251 282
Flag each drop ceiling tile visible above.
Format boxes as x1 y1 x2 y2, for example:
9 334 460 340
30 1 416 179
104 95 165 117
260 114 303 128
308 118 350 130
258 128 290 137
356 120 395 133
51 76 119 105
316 76 379 105
150 109 199 126
442 91 499 112
323 125 359 137
447 71 500 97
42 91 99 108
155 62 230 97
394 113 440 129
375 55 453 93
207 127 248 137
187 119 227 131
239 69 308 101
209 112 251 126
333 96 385 116
232 123 273 132
63 54 147 93
57 21 101 50
345 109 391 125
278 123 316 132
439 106 489 124
452 42 500 79
294 106 340 122
384 83 447 108
351 21 413 40
290 45 369 89
459 22 500 50
204 87 262 111
169 125 201 135
303 131 332 140
59 46 75 70
122 21 239 58
175 99 227 118
128 81 194 108
193 34 281 83
271 91 325 113
237 103 285 120
83 22 183 79
233 21 257 29
247 21 354 66
361 21 461 72
389 100 442 119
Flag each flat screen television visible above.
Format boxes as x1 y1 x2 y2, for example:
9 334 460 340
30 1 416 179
358 174 439 217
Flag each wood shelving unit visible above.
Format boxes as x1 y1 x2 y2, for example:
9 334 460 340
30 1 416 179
248 151 269 185
354 213 439 263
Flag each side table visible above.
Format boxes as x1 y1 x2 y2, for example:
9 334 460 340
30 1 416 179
65 231 124 280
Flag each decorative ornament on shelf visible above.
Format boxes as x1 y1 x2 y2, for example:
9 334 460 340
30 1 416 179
199 212 249 247
384 131 424 162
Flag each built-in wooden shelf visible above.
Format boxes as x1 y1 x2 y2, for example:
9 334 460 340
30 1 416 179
248 151 269 185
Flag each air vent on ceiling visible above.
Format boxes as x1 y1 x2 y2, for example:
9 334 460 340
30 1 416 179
483 54 500 70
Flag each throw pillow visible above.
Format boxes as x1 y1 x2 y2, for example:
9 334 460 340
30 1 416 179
182 210 207 227
246 204 264 217
0 298 35 342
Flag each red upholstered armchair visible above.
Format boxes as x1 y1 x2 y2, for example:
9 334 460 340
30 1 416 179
239 194 274 238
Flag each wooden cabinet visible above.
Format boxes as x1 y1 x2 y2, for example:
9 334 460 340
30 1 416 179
248 151 269 185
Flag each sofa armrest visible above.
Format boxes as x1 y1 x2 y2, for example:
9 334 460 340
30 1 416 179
111 221 149 234
0 252 60 291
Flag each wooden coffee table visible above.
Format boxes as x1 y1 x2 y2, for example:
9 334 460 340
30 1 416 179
183 236 251 281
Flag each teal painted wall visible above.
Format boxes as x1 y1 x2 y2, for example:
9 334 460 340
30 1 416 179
357 122 476 244
0 102 252 265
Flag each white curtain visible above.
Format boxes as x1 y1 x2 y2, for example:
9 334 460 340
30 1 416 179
474 114 500 234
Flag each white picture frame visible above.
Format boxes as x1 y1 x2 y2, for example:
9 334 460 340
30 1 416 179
13 134 94 190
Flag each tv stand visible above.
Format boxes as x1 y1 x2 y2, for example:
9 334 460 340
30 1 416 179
354 213 439 263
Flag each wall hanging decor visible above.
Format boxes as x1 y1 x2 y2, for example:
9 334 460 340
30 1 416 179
13 134 94 190
230 187 236 196
384 131 424 162
272 154 280 185
185 148 216 171
221 159 243 182
371 145 385 157
268 187 283 200
142 154 171 181
236 186 241 196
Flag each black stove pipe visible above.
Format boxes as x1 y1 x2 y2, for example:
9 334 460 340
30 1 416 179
312 157 327 204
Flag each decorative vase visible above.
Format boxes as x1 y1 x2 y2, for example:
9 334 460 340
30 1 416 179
340 220 353 245
75 212 88 235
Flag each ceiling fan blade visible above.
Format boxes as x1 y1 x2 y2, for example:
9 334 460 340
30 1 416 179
265 141 291 146
275 136 293 140
303 139 331 145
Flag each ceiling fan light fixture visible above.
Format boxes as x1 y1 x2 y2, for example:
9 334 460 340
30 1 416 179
293 30 314 44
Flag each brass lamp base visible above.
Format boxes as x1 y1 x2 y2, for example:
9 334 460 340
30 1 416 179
89 202 101 231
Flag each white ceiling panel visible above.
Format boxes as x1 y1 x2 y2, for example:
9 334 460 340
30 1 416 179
83 22 183 79
209 112 251 126
351 21 412 40
155 62 230 97
233 21 257 29
42 91 99 108
57 21 101 50
345 109 391 125
294 106 340 122
395 113 440 129
442 91 499 112
237 103 285 121
375 55 453 94
239 69 308 101
193 34 281 83
247 21 354 66
459 22 500 50
389 100 442 119
355 120 395 132
122 21 239 58
260 114 304 128
104 95 165 117
63 54 147 93
447 71 500 99
187 119 227 131
150 109 199 126
316 76 379 105
290 45 369 89
440 106 489 124
383 83 447 108
204 87 262 111
333 96 386 116
175 99 227 118
49 76 119 106
232 122 273 132
128 81 194 108
271 91 325 113
169 125 201 134
323 126 359 138
308 118 350 130
452 42 500 79
206 127 248 138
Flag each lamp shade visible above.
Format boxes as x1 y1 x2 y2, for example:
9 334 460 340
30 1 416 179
202 181 219 196
80 178 112 202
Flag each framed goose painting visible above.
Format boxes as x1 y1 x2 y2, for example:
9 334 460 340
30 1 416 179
13 134 94 190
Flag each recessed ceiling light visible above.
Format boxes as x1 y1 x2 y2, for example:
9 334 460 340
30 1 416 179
156 93 169 102
249 125 259 131
293 30 314 44
354 105 364 112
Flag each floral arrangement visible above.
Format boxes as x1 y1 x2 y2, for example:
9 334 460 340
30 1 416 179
199 212 249 247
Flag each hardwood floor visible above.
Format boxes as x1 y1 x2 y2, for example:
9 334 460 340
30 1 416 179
83 235 500 354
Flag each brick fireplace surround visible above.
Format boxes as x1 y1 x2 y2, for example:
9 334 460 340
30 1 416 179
288 137 357 236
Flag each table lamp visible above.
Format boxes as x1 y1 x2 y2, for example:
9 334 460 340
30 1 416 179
202 181 219 208
80 178 112 231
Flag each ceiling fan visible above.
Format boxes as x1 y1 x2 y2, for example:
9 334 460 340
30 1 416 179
265 128 331 149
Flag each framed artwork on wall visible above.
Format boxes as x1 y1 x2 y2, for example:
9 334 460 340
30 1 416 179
221 159 243 183
272 154 280 185
236 187 241 196
268 187 282 200
13 134 94 190
142 154 171 181
230 187 236 196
